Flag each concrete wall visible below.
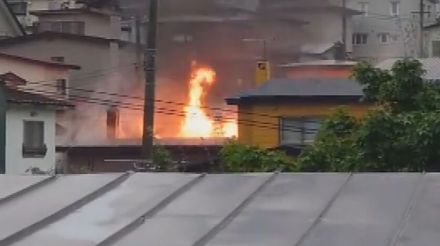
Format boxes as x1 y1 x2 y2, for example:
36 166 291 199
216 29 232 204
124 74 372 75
5 106 56 174
348 0 438 62
36 12 121 39
0 56 70 97
237 102 370 148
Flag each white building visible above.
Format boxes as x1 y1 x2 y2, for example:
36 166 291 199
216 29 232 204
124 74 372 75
348 0 439 63
0 52 77 174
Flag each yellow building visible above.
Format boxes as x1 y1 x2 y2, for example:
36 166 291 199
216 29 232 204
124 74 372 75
226 78 370 149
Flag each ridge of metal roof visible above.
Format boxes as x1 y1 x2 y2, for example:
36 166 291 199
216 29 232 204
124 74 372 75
1 173 439 246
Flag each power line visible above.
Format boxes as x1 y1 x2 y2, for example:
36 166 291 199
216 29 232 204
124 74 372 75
26 79 324 124
18 87 319 134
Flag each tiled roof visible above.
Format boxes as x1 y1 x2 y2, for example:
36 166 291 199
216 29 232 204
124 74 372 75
5 87 74 107
0 173 438 245
376 58 440 82
226 78 363 104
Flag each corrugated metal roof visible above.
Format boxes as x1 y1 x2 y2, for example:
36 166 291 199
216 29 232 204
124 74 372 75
376 58 440 82
0 173 439 245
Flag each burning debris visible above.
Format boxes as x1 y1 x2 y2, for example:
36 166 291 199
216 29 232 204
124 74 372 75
180 63 237 138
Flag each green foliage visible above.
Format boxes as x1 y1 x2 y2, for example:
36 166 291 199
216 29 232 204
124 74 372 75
296 108 361 172
297 59 440 172
220 141 296 172
153 145 172 171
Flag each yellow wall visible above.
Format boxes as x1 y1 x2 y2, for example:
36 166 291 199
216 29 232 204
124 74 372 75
237 102 370 148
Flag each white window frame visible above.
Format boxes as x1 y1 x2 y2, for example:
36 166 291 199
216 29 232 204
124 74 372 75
390 1 400 16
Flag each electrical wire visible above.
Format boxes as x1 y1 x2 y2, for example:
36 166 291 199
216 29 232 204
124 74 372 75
25 79 324 124
17 87 320 134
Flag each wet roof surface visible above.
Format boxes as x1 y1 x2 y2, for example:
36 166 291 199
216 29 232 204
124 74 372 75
0 173 438 246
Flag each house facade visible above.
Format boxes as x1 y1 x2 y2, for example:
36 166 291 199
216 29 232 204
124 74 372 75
348 0 439 63
226 78 369 148
0 52 76 174
1 84 73 174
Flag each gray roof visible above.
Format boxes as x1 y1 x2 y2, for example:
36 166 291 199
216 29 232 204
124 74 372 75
376 58 440 82
0 173 438 245
227 78 363 104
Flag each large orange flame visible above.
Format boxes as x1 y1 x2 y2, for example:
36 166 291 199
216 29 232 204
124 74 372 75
180 65 238 138
180 66 216 137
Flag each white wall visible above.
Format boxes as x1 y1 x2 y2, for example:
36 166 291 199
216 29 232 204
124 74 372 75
36 12 121 39
5 106 56 174
348 0 439 62
0 56 70 97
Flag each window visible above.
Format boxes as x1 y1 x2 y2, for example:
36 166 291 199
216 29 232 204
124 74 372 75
390 1 400 16
359 2 369 16
280 118 322 146
432 41 440 57
352 33 369 45
36 21 85 35
56 79 67 96
7 1 27 15
427 5 432 18
23 121 47 158
378 33 390 43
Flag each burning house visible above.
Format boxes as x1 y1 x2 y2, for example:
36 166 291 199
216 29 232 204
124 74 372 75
0 0 361 172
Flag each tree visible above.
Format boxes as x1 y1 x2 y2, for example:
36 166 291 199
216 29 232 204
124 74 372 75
297 59 440 172
220 140 296 172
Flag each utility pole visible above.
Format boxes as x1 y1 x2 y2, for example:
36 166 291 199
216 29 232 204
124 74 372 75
342 0 347 55
135 15 142 69
419 0 425 58
142 0 158 162
0 84 5 174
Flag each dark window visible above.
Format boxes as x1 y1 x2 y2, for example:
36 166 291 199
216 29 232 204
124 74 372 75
379 33 389 43
280 118 321 146
56 79 67 95
23 121 47 158
390 1 400 16
433 41 440 57
7 1 27 15
37 21 85 35
352 33 368 45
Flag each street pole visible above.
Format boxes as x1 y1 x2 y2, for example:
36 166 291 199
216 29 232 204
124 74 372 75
342 0 347 54
0 84 5 174
420 0 425 58
135 15 141 69
142 0 158 162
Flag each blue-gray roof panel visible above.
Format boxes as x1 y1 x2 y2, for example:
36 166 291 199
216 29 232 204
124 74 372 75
0 173 439 245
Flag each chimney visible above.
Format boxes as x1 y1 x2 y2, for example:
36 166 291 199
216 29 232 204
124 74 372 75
106 107 119 139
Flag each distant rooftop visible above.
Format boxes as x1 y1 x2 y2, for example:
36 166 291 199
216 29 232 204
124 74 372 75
226 77 363 104
376 58 440 82
280 59 357 68
0 173 439 245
